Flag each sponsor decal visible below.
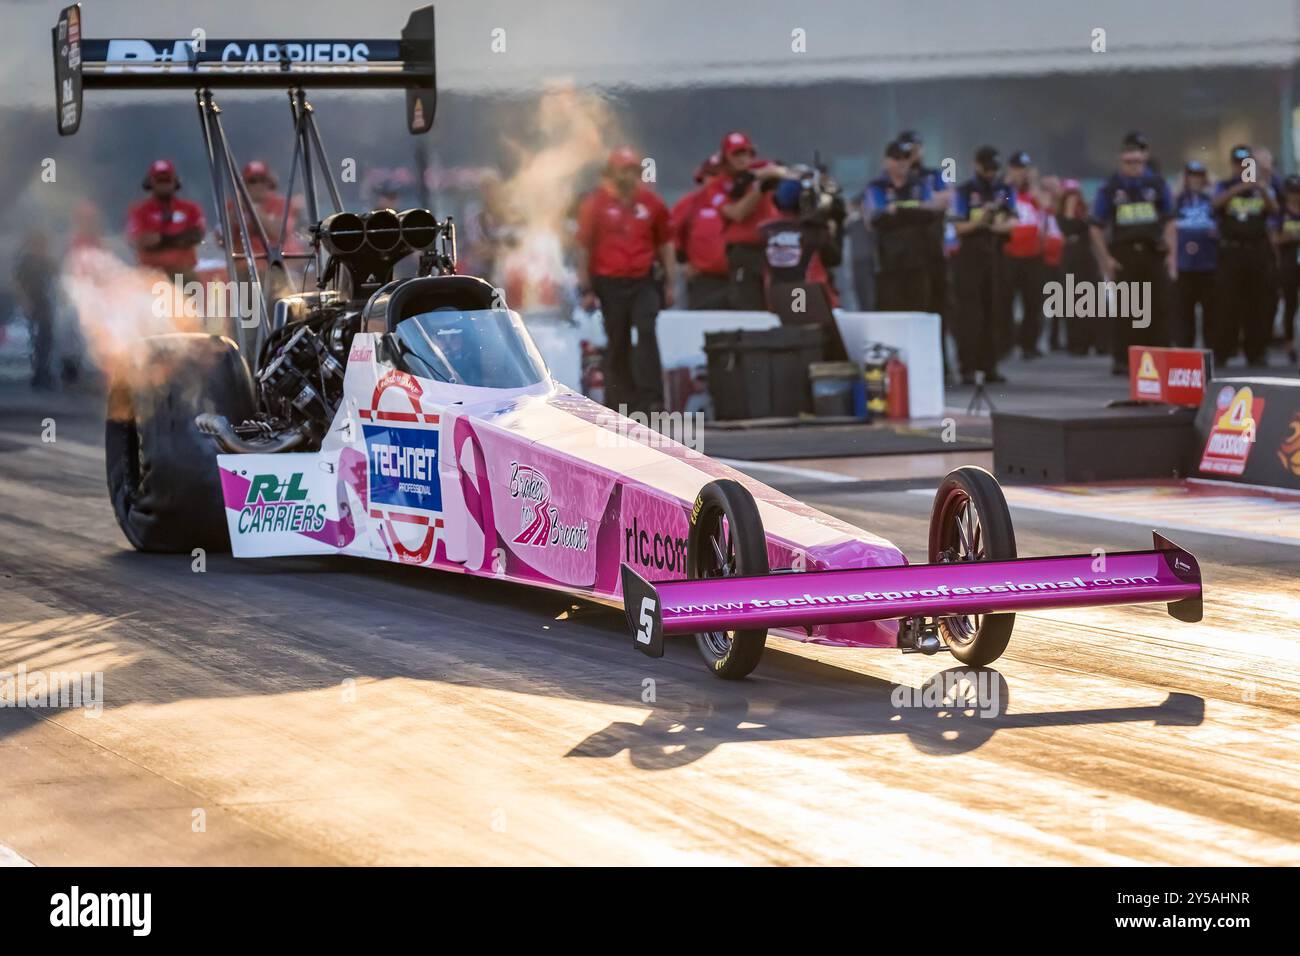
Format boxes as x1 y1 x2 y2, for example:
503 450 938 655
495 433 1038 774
1128 346 1208 407
509 462 588 551
623 515 688 574
1278 412 1300 478
361 371 442 564
689 492 704 526
1199 386 1265 476
103 39 371 72
238 472 327 534
364 424 441 511
1135 350 1161 398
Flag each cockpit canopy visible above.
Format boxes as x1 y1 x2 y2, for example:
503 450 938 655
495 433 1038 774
390 308 548 389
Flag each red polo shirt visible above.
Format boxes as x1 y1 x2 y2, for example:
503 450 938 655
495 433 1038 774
709 165 777 247
1004 188 1043 259
576 183 670 278
670 185 729 276
126 195 206 271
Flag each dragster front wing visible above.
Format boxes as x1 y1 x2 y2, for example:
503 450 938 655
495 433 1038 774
621 532 1203 657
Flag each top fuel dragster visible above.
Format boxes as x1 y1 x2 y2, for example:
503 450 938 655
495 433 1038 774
59 4 1203 679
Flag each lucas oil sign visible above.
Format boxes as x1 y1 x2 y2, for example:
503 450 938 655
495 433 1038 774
364 425 441 512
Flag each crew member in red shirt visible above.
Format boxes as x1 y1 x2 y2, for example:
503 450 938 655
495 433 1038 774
1002 150 1046 358
126 159 206 279
576 147 676 413
225 161 305 261
714 131 787 310
670 153 730 310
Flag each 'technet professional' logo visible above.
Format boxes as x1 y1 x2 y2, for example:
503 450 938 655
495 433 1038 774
509 462 588 551
365 424 442 512
239 473 326 534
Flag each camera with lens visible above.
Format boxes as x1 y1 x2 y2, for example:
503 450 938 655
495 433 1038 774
787 164 846 230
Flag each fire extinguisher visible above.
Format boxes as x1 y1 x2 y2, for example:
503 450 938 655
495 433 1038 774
580 340 605 405
885 352 909 420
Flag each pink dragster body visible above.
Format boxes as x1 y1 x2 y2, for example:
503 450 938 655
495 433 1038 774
217 332 908 649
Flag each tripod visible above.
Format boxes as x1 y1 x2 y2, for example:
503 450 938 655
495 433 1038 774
966 371 997 415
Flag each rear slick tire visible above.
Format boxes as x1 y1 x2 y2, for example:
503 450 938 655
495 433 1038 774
105 333 255 553
688 479 769 680
927 466 1017 667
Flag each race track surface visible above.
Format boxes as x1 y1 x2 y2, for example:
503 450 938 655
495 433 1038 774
1 384 1297 865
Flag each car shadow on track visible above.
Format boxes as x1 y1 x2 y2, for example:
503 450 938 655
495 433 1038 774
1 548 1206 771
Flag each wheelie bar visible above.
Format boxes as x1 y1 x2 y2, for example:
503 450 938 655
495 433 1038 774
621 532 1202 657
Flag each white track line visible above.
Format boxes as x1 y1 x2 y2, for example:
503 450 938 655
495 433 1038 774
715 457 859 484
0 843 33 867
907 488 1300 547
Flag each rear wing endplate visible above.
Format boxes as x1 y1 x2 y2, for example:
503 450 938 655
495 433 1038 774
53 3 436 136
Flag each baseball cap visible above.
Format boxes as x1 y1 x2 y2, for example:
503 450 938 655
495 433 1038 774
1229 144 1253 164
607 146 640 170
897 129 921 146
1122 131 1150 151
1008 150 1032 168
974 145 1001 169
694 152 721 184
773 178 803 213
146 159 175 181
1184 160 1207 175
242 159 274 183
721 131 755 156
1285 174 1300 194
885 139 915 160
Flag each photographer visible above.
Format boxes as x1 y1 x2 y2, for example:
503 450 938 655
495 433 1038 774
715 131 787 310
759 169 847 358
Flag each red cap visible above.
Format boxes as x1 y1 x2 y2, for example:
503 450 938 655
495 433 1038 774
607 146 640 170
694 152 722 184
721 131 754 156
242 160 275 185
146 159 176 182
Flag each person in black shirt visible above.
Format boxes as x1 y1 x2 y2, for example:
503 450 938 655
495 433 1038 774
951 145 1017 383
898 129 953 372
1089 131 1175 375
1274 174 1300 365
866 140 939 312
1057 180 1103 355
1212 144 1278 366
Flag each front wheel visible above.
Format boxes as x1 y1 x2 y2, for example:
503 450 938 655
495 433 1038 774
928 466 1017 666
688 479 769 679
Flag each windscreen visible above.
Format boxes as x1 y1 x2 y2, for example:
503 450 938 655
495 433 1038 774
390 309 548 389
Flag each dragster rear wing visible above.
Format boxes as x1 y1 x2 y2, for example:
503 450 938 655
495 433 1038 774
621 532 1203 657
52 3 437 135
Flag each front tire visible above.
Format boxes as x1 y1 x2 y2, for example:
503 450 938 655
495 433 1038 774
688 479 769 679
928 466 1017 666
105 333 255 553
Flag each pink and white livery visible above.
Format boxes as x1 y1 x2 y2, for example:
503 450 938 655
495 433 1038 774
73 4 1203 680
